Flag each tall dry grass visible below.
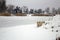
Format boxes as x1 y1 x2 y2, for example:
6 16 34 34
0 13 11 16
32 14 55 16
15 13 27 16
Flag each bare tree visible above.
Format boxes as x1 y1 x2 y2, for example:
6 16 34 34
0 0 6 13
45 7 50 14
7 5 14 13
52 8 56 14
34 10 38 13
22 6 28 13
38 9 42 13
29 9 34 14
57 8 60 14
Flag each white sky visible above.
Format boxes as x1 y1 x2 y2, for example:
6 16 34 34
6 0 60 9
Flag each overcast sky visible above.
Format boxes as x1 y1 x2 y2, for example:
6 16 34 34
6 0 60 9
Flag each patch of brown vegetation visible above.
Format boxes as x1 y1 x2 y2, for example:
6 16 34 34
16 13 27 16
32 14 55 16
0 13 11 16
37 21 45 27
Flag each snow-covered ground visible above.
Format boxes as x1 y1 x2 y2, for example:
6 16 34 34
0 16 53 27
0 15 60 40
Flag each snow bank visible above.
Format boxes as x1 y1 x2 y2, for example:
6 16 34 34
0 15 60 40
0 24 56 40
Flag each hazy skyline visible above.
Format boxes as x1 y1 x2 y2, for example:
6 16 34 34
6 0 60 9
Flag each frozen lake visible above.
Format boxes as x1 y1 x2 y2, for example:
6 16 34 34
0 16 60 40
0 16 53 27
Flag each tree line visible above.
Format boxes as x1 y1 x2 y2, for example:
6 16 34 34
0 0 60 14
